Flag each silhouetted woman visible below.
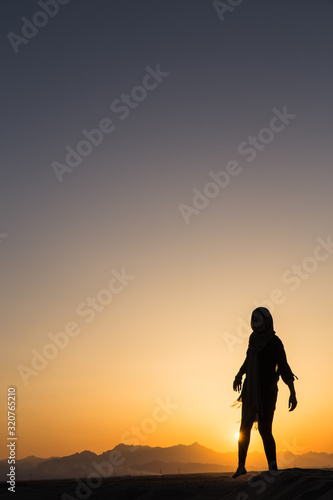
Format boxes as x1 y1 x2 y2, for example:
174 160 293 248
232 307 297 478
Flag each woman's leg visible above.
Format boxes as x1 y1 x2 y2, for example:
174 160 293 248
238 419 252 465
258 389 278 470
232 418 252 478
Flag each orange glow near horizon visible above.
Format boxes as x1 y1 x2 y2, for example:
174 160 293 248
2 269 333 460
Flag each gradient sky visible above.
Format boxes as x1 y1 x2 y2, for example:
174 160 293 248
1 0 333 460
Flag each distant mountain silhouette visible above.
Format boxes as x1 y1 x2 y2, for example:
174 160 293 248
1 443 332 481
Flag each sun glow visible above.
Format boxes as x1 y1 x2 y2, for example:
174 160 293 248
236 432 240 441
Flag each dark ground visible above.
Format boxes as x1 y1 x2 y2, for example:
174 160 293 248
1 469 333 499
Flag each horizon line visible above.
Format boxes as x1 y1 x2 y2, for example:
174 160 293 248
1 442 332 462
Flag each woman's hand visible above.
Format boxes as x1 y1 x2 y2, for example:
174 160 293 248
288 392 297 411
233 374 242 392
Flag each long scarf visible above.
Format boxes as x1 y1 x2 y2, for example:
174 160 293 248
234 307 276 426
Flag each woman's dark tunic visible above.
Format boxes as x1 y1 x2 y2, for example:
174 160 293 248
238 335 294 397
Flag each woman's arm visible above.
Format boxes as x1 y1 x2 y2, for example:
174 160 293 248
276 338 295 383
276 338 298 410
233 350 248 392
287 378 297 411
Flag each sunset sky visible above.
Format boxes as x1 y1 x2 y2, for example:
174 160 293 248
1 0 333 461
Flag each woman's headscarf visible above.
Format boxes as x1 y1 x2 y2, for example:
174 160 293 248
250 306 276 349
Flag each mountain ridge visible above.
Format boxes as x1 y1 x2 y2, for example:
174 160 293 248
1 443 333 481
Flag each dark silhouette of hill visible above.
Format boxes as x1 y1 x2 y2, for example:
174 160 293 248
1 443 333 481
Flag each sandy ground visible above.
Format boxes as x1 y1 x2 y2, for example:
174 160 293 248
1 468 332 499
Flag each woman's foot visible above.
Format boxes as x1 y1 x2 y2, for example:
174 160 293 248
232 463 247 478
